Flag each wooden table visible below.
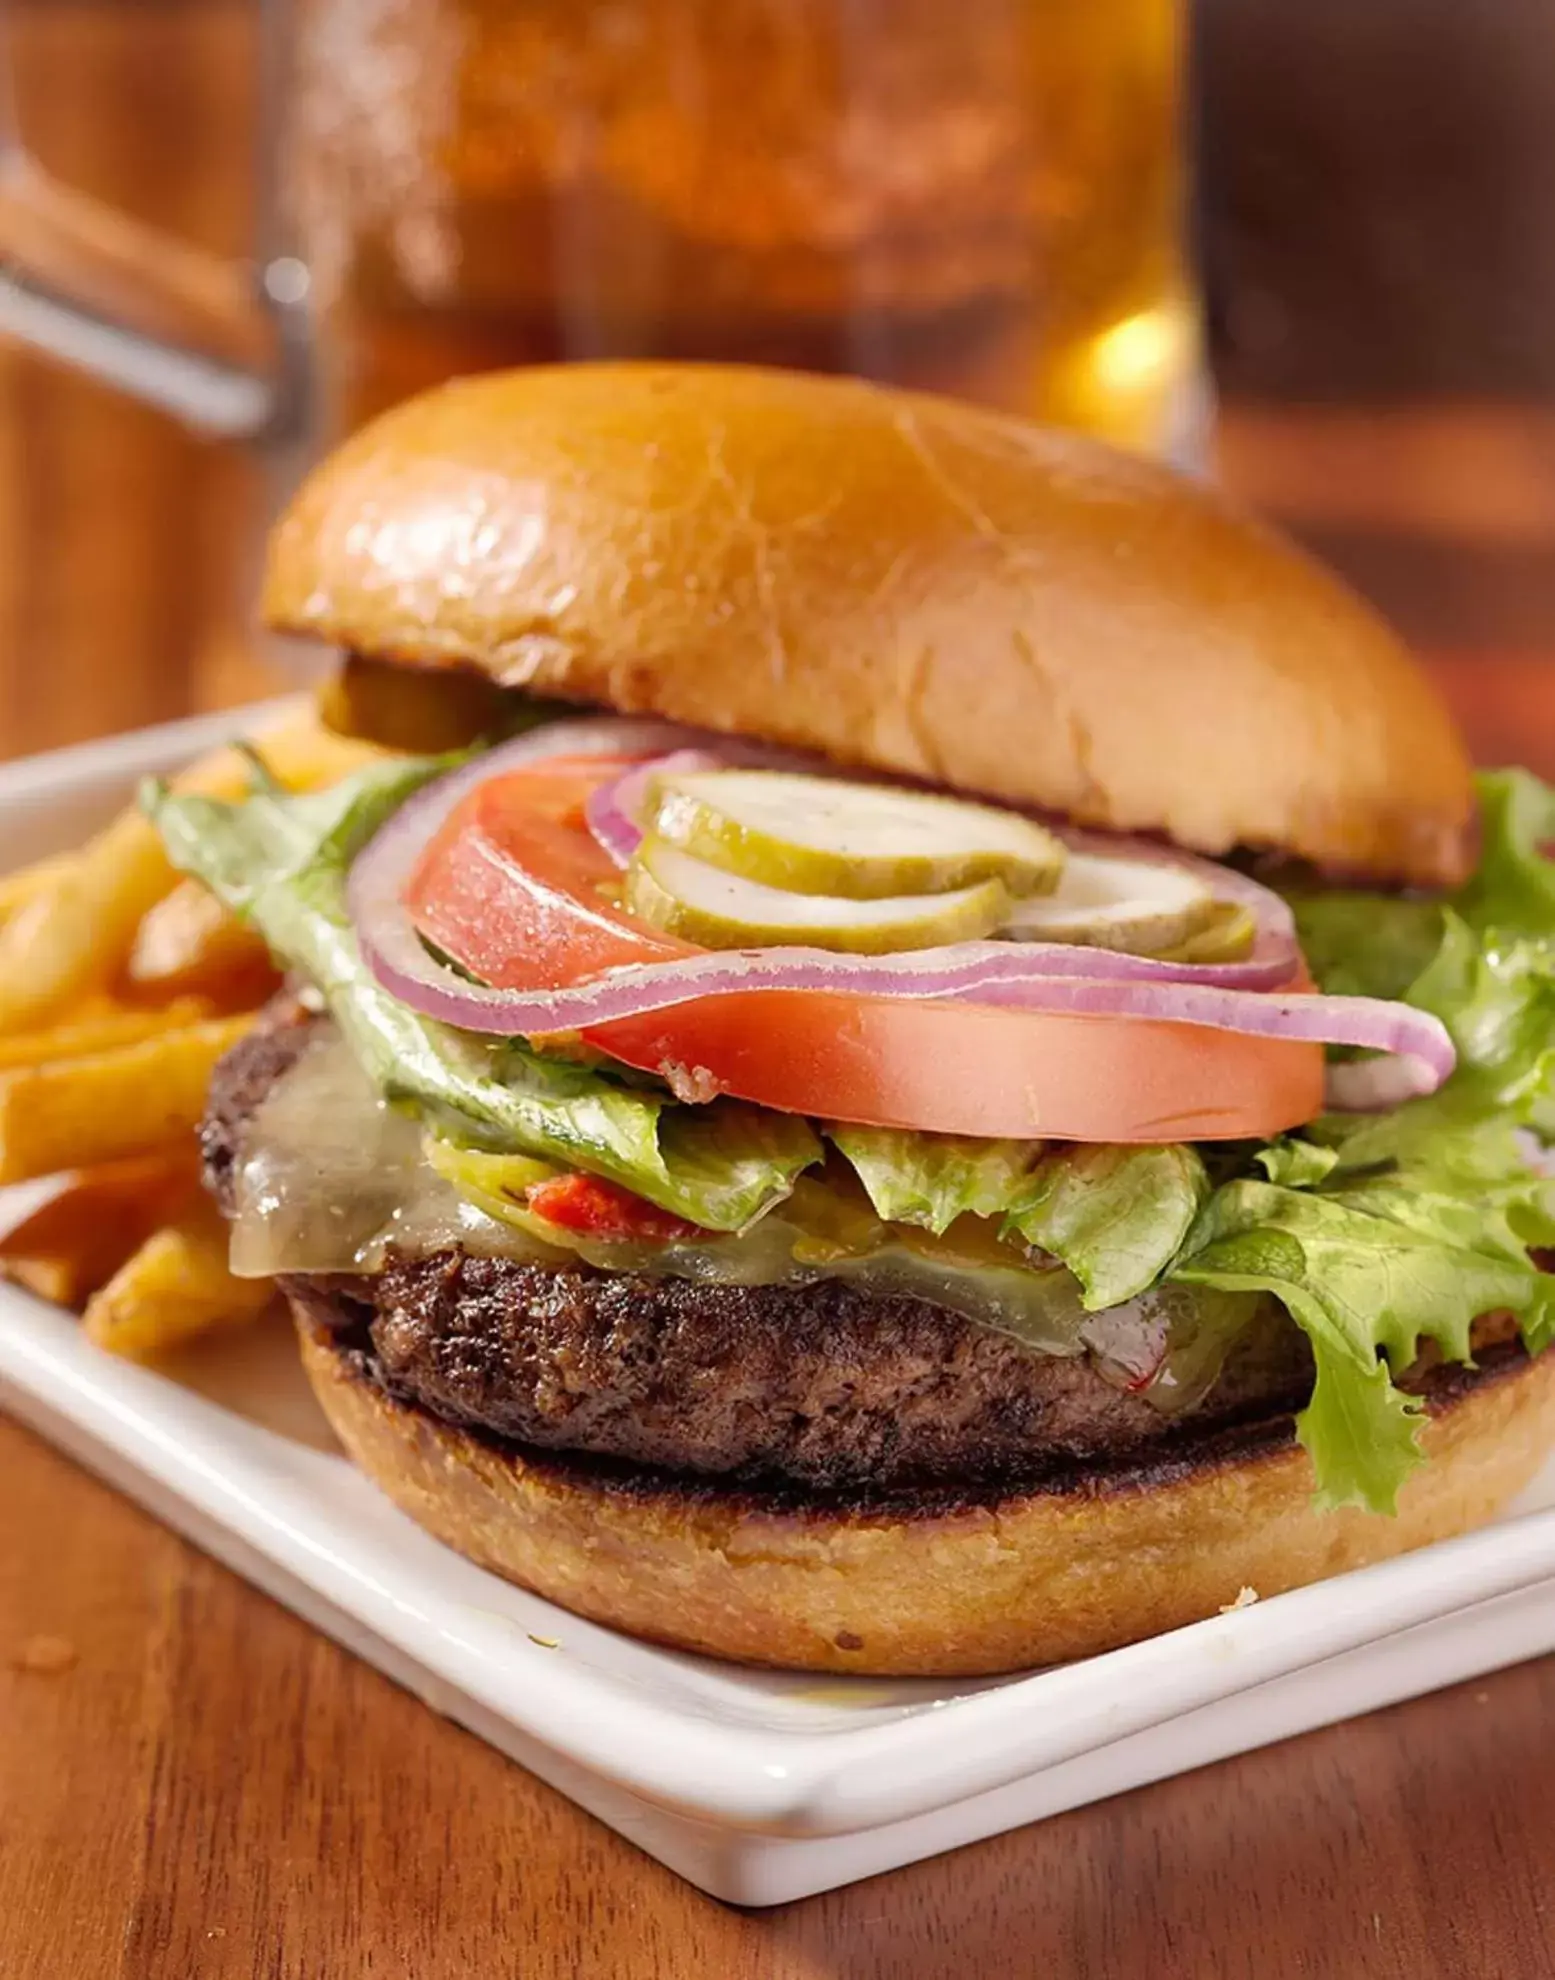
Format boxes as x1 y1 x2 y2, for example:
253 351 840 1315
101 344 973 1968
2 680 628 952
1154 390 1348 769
6 6 1555 1975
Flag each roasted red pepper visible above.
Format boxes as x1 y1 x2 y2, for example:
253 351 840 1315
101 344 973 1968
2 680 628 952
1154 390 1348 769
525 1173 702 1244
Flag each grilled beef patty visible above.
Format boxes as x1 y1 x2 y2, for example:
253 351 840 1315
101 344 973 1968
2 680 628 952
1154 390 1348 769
203 1007 1317 1490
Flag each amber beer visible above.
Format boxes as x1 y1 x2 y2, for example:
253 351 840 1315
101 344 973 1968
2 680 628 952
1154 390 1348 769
289 0 1197 455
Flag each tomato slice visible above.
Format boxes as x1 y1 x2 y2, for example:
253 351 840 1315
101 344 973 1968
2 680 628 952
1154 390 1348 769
586 995 1320 1141
406 763 1325 1142
407 757 687 989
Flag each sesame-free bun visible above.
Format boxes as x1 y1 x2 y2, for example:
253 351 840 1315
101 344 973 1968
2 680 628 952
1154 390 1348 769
296 1314 1554 1677
265 364 1474 887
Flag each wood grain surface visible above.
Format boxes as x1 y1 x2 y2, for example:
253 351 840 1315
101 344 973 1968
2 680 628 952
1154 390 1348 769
4 6 1555 1977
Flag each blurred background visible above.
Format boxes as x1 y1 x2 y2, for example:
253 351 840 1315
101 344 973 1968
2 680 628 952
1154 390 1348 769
1 0 1552 769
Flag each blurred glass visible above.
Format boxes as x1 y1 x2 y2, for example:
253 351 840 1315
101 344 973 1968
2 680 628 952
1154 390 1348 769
290 0 1201 456
0 0 1201 461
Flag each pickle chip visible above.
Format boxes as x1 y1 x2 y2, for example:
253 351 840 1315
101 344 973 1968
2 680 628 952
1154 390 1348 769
625 837 1011 953
1000 854 1220 954
645 770 1065 900
423 1137 559 1228
1161 901 1257 964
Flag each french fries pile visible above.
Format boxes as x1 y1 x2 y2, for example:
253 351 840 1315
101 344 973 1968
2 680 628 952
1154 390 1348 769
0 706 390 1360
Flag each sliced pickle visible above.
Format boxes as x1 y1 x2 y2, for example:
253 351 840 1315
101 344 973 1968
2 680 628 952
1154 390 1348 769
317 653 515 752
625 837 1010 953
1000 853 1218 954
423 1137 560 1234
646 769 1065 900
1158 901 1257 964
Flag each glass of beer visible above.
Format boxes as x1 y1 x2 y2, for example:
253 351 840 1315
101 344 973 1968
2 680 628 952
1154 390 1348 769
0 0 1201 464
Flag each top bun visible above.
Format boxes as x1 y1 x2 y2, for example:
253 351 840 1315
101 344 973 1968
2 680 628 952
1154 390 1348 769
265 363 1474 885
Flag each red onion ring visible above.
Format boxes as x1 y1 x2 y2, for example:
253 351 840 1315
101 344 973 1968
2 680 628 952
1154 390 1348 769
355 872 1453 1102
346 725 1457 1110
348 713 704 888
967 976 1452 1109
1323 1054 1444 1112
584 740 837 869
584 749 726 867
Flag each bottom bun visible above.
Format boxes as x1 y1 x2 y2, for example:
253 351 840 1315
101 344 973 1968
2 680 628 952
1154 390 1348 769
296 1311 1555 1676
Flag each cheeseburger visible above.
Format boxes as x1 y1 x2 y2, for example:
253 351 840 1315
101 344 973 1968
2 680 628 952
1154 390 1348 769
147 364 1555 1676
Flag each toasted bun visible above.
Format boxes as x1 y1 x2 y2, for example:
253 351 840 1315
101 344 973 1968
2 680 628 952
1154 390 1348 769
265 365 1473 886
296 1313 1554 1676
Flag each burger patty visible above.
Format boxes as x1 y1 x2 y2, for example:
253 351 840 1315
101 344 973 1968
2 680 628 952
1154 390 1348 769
204 1006 1317 1491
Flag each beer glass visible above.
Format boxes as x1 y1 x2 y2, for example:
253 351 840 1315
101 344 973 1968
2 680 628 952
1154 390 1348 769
0 0 1201 470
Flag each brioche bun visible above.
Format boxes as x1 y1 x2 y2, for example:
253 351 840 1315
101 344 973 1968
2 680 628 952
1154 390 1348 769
296 1314 1553 1677
265 363 1474 886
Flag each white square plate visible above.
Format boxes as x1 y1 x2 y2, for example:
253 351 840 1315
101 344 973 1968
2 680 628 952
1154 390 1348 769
5 706 1555 1907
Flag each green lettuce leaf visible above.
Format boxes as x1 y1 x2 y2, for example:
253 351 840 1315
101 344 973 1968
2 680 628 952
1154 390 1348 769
144 761 820 1230
828 1126 1205 1310
1456 767 1555 933
824 1126 1038 1235
1292 769 1555 1015
1178 769 1555 1513
1281 771 1555 1011
1289 891 1443 1004
1004 1145 1208 1309
1175 1152 1555 1511
1254 1138 1339 1189
1294 1348 1426 1515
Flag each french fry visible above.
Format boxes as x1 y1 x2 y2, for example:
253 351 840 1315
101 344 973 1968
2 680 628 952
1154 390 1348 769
43 989 131 1025
0 1147 203 1307
0 852 77 927
127 879 276 1003
0 996 214 1073
0 1013 254 1185
0 815 175 1034
0 708 392 1035
236 709 396 794
1 1257 82 1306
83 1193 274 1361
